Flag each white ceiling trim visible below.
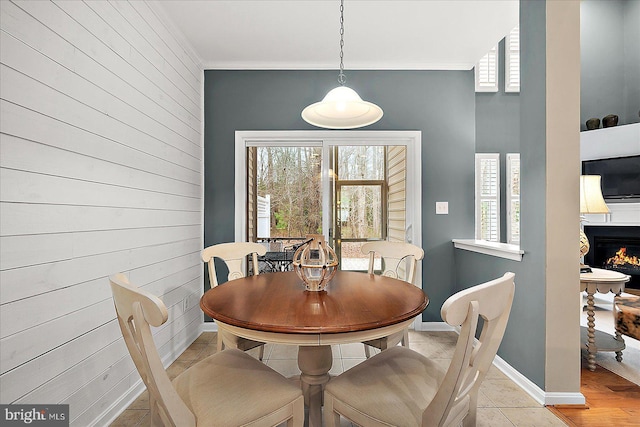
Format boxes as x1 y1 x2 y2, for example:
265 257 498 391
201 61 476 71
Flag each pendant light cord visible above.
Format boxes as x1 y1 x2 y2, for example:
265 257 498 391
338 0 346 86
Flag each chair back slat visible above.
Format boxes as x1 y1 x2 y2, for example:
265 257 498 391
201 242 267 287
110 274 195 427
361 241 424 284
423 272 515 426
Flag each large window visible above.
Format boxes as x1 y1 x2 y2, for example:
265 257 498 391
236 131 422 281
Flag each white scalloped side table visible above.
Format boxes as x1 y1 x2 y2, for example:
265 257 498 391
580 268 630 371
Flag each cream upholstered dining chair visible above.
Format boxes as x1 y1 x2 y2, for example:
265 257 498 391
109 273 304 427
360 241 425 358
324 272 515 427
201 242 267 360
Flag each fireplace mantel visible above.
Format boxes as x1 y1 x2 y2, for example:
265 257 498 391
580 123 639 227
583 202 640 227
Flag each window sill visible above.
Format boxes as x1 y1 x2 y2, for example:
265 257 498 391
452 239 524 261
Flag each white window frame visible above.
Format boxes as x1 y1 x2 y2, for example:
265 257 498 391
475 153 500 241
505 26 520 93
506 153 520 244
475 44 499 92
235 130 422 289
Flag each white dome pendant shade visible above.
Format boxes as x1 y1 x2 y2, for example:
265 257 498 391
302 86 383 129
301 0 383 129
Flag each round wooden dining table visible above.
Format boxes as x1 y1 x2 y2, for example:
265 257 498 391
200 270 429 427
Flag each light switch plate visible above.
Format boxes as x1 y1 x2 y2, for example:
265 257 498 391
436 202 449 215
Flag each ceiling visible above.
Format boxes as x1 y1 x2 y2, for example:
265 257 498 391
152 0 519 71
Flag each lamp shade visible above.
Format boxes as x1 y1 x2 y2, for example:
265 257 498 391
301 86 383 129
580 175 610 214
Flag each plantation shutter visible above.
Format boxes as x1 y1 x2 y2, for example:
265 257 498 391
505 26 520 92
475 45 498 92
475 154 500 241
507 153 521 244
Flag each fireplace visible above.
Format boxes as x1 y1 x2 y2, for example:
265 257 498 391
584 226 640 291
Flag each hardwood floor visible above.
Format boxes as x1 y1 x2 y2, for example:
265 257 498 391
549 361 640 426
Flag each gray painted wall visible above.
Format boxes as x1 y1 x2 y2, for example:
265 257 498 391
475 39 521 242
456 0 548 389
203 70 476 321
581 0 640 129
203 0 572 391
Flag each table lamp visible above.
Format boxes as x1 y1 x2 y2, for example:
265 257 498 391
580 175 609 272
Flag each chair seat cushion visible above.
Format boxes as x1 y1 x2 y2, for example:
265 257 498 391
325 346 445 426
173 348 301 426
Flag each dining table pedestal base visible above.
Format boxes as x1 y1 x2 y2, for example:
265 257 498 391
298 345 333 427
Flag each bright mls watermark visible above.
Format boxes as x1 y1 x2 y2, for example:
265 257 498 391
1 405 68 426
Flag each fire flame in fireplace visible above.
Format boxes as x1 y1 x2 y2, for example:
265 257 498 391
605 247 640 269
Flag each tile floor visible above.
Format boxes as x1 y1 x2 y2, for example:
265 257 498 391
110 330 567 427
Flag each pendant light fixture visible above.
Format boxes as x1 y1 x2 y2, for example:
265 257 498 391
302 0 383 129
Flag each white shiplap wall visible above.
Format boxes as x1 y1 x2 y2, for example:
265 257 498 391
0 1 203 425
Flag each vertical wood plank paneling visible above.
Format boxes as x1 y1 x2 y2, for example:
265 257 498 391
0 1 203 425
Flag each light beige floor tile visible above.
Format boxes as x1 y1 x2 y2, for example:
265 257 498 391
109 409 148 427
481 379 541 408
407 330 431 343
178 342 208 361
329 360 344 376
476 407 515 427
486 364 510 380
269 344 300 359
500 407 568 426
410 330 458 344
198 341 219 358
477 389 496 408
244 346 266 360
341 358 366 372
265 359 301 378
409 341 450 358
339 342 367 358
331 345 342 359
128 391 149 410
262 342 276 359
135 411 151 427
166 359 192 380
192 332 216 345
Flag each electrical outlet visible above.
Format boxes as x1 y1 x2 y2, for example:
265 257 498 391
436 202 449 215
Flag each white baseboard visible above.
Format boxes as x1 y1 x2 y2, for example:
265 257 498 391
94 324 204 426
202 321 218 332
415 321 456 332
543 392 587 406
492 354 585 405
